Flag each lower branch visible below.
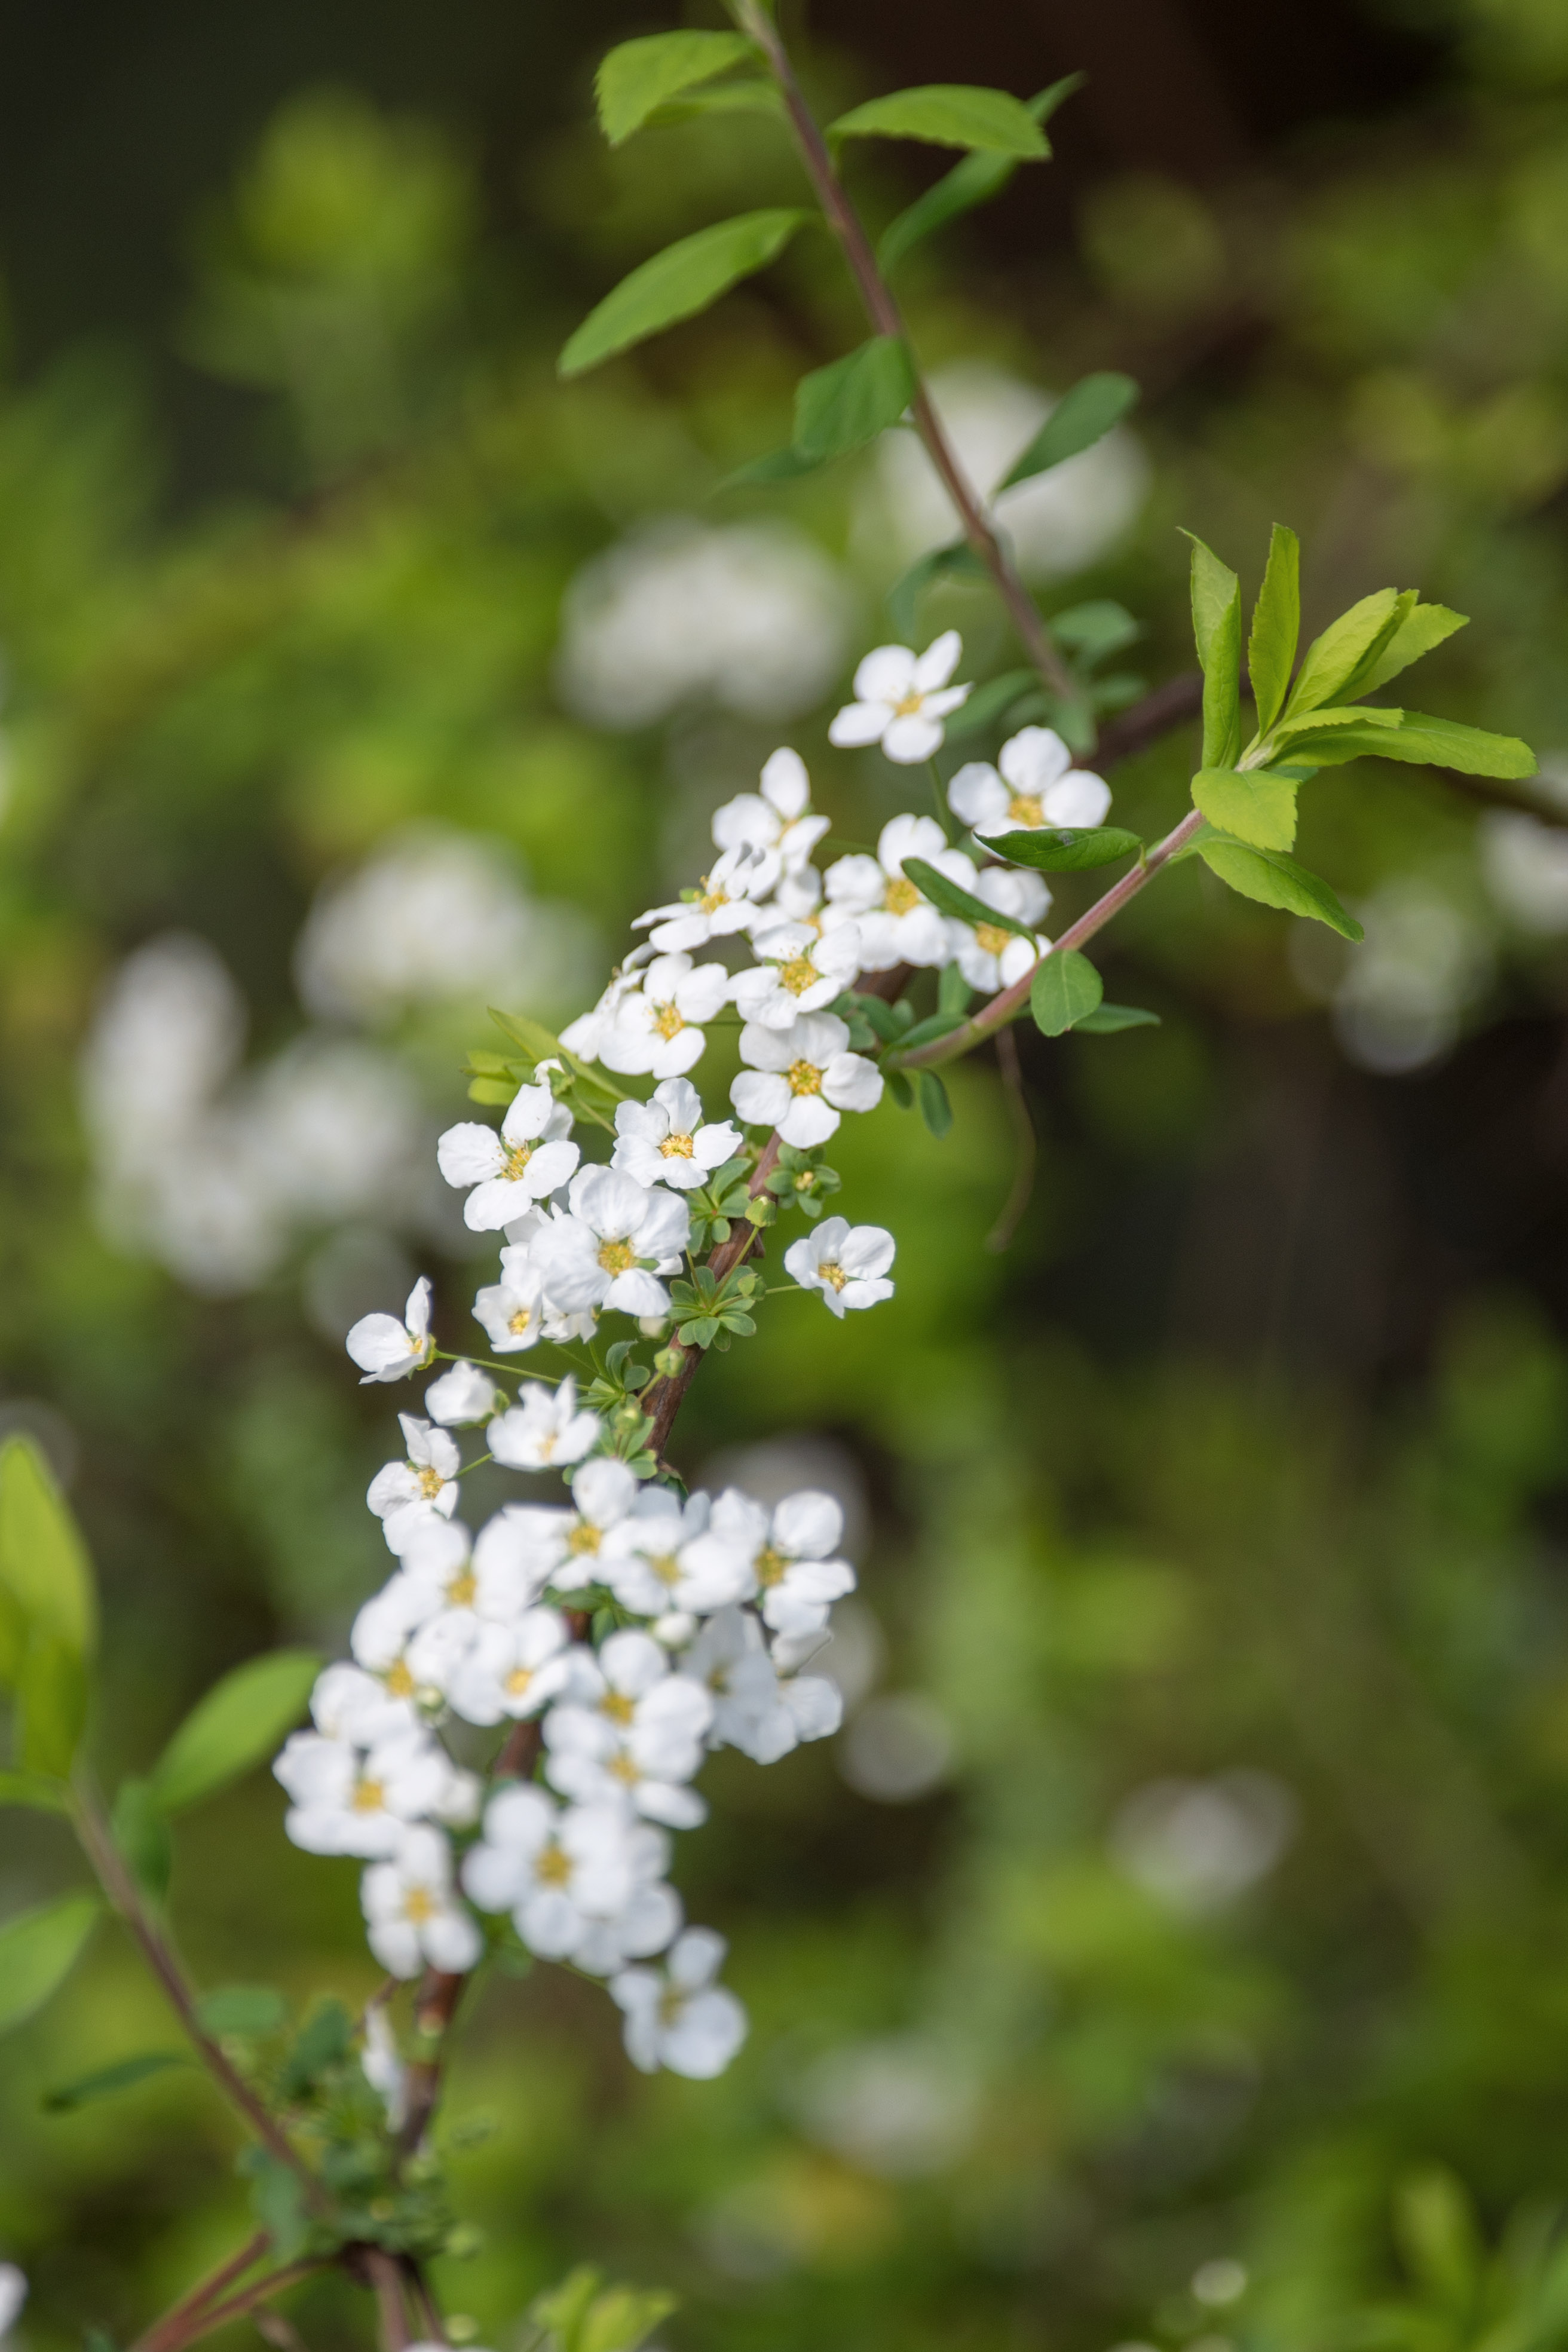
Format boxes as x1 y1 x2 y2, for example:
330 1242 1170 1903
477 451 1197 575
133 2234 272 2352
137 2259 329 2352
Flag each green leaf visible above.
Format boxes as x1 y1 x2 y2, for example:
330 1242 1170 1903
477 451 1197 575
559 209 809 378
0 1435 97 1669
1342 601 1467 700
938 666 1036 741
1278 710 1536 777
896 1012 970 1051
878 76 1084 272
198 1984 289 2038
831 84 1048 157
149 1649 321 1816
1198 839 1364 939
0 1892 100 2034
0 1769 71 1813
794 335 915 462
1272 702 1404 744
1050 599 1140 665
918 1073 954 1137
1191 766 1298 851
886 1070 914 1109
938 963 973 1015
531 2267 676 2352
999 372 1140 492
720 445 823 492
1074 1003 1162 1033
885 541 990 640
642 79 784 131
1183 532 1242 770
17 1630 89 1779
241 2149 309 2262
1395 2167 1483 2307
979 826 1143 872
902 855 1036 941
1280 587 1401 721
44 2050 189 2113
1030 950 1104 1036
595 31 754 146
112 1777 173 1903
1247 523 1300 736
278 1997 352 2099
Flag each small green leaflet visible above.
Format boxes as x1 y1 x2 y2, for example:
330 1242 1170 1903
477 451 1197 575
0 1769 70 1813
1199 840 1364 939
16 1633 88 1780
241 2149 310 2263
1075 1003 1161 1033
198 1983 289 2038
1183 531 1242 770
902 856 1036 941
980 826 1143 871
595 31 754 146
829 84 1049 157
896 1010 970 1052
0 1435 97 1670
149 1647 321 1815
1247 523 1300 736
529 2264 678 2352
918 1073 954 1137
1343 600 1466 699
878 76 1084 272
1191 767 1298 851
44 2051 189 2113
1280 587 1401 721
641 81 783 131
939 666 1036 740
999 373 1140 491
0 1892 101 2035
793 336 915 462
1276 710 1535 776
112 1778 173 1903
1031 950 1104 1035
1272 702 1402 743
559 209 809 378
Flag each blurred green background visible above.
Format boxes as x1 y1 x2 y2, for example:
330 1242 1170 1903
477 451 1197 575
8 0 1568 2344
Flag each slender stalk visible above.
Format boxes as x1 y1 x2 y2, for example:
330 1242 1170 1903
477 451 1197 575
138 2260 329 2352
133 2233 272 2352
357 2247 413 2350
732 0 1077 704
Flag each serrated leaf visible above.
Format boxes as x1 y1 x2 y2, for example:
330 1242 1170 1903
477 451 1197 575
794 335 915 462
1272 702 1403 742
1247 523 1300 736
902 855 1036 940
999 372 1140 491
0 1435 97 1668
559 209 808 378
1183 532 1242 770
979 826 1143 872
939 666 1036 741
918 1072 954 1137
1198 840 1363 939
1031 950 1104 1035
1281 587 1401 721
1342 601 1468 700
0 1892 100 2034
149 1649 321 1816
878 76 1083 272
0 1769 70 1813
831 83 1048 157
44 2050 189 2113
595 31 754 146
1074 1003 1162 1033
1279 711 1535 777
198 1984 289 2038
1191 767 1298 850
644 79 784 130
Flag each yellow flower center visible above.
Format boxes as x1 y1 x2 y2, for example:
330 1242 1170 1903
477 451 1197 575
598 1238 637 1275
1007 791 1045 827
506 1665 534 1696
818 1259 849 1292
698 877 730 914
650 1552 681 1587
566 1522 601 1556
403 1886 437 1924
659 1132 694 1159
884 875 921 916
893 689 926 717
385 1659 414 1698
601 1691 637 1726
658 1986 688 2026
352 1777 386 1813
610 1752 641 1785
653 1001 685 1040
786 1059 823 1097
536 1842 572 1886
502 1138 536 1180
446 1570 477 1609
975 921 1011 956
508 1306 535 1336
417 1466 446 1500
755 1545 789 1588
779 953 819 996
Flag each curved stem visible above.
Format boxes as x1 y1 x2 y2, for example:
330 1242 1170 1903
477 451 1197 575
132 2233 272 2352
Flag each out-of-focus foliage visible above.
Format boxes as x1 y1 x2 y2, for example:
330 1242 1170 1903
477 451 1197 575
10 0 1568 2344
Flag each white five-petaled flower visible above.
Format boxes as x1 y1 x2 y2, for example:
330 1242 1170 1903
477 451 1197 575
559 960 650 1063
601 1490 745 1619
828 630 970 765
544 1628 713 1828
436 1074 580 1232
346 1276 436 1384
712 747 831 873
274 1725 478 1857
599 951 730 1079
948 725 1111 836
533 1165 690 1319
730 918 863 1028
361 1824 483 1979
462 1783 680 1973
944 864 1051 993
366 1415 462 1552
730 1013 882 1148
785 1217 897 1322
498 1456 643 1591
678 1604 843 1762
680 1488 856 1640
611 1926 748 2078
823 813 978 971
444 1606 577 1726
488 1373 602 1470
311 1659 421 1745
611 1077 742 1194
634 844 782 955
424 1360 498 1426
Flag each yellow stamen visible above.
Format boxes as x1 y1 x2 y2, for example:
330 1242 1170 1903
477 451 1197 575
535 1842 572 1886
508 1306 535 1336
975 921 1011 956
610 1752 641 1784
884 875 920 916
653 1002 685 1040
650 1553 681 1587
352 1777 386 1812
818 1260 848 1292
659 1133 695 1159
1007 792 1045 827
755 1545 789 1588
446 1570 477 1609
778 953 819 996
597 1238 636 1275
416 1466 445 1500
893 689 926 717
385 1659 414 1699
403 1887 437 1924
601 1692 636 1726
505 1665 534 1696
697 877 730 914
786 1059 823 1097
502 1138 535 1179
566 1523 601 1556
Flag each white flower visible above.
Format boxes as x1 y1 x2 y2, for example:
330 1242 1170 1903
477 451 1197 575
599 952 730 1079
347 1277 436 1384
510 1456 644 1592
463 1783 679 1971
948 726 1111 835
681 1488 856 1640
611 1927 748 2078
823 814 976 970
488 1374 601 1470
678 1605 841 1762
445 1607 577 1726
611 1077 742 1193
424 1360 498 1426
0 2267 26 2341
436 1075 580 1232
730 920 863 1028
785 1217 896 1322
730 1013 882 1148
473 1261 546 1353
944 865 1051 993
633 844 781 955
366 1415 461 1553
602 1490 749 1618
311 1659 420 1745
361 1824 483 1978
559 960 650 1062
532 1166 690 1319
362 2003 408 2130
773 862 825 926
712 747 831 872
274 1725 477 1857
544 1628 713 1827
828 631 970 765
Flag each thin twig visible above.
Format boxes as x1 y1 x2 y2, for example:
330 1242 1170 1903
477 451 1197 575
133 2234 273 2352
138 2261 329 2352
407 2264 450 2346
984 1026 1039 1252
355 2247 413 2351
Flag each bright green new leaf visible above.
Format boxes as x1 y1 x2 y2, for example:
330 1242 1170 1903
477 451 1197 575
149 1648 321 1815
1247 523 1300 735
641 80 785 131
1191 767 1299 851
1395 2166 1483 2306
1281 587 1401 721
1199 840 1364 939
1278 710 1535 777
0 1769 71 1813
981 825 1143 872
559 209 808 378
44 2051 189 2113
1272 702 1403 743
903 855 1036 941
595 31 754 146
999 373 1140 492
18 1631 89 1779
1031 950 1104 1036
830 84 1049 157
198 1984 289 2038
793 335 915 462
0 1892 101 2035
918 1072 954 1138
1075 1003 1162 1033
878 76 1083 271
1343 601 1467 700
0 1435 97 1667
531 2265 676 2352
1184 533 1242 769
